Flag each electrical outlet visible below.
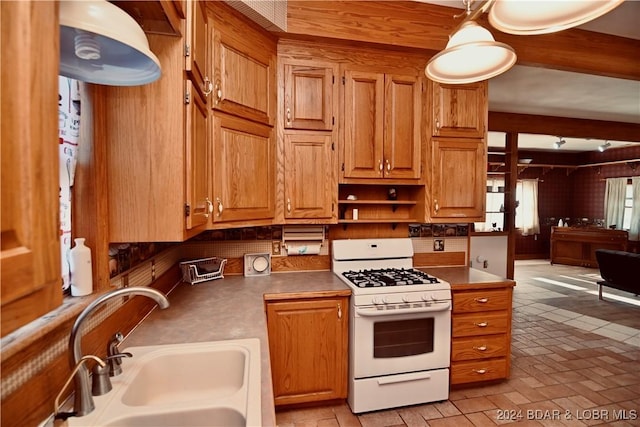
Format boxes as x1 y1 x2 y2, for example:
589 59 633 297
483 260 489 268
272 240 281 256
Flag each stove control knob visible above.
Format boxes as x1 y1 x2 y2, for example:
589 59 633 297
373 297 387 305
402 295 410 303
421 294 436 302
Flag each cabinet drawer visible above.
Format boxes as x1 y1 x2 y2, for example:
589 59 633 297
453 289 511 312
451 358 508 385
451 334 508 361
452 311 509 337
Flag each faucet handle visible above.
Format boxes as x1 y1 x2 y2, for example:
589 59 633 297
107 351 132 377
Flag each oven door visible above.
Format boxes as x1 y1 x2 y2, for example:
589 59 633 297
351 300 451 379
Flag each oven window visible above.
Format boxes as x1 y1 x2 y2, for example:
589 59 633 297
373 318 434 358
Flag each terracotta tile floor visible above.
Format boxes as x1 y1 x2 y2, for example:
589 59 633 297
275 261 640 427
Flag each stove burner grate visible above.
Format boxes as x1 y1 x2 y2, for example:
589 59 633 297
342 268 440 288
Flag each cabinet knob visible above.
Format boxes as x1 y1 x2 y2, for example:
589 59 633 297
204 198 213 218
435 119 440 133
474 322 488 328
203 77 213 96
216 197 223 216
286 108 291 124
215 83 222 104
475 297 489 303
337 303 342 319
474 345 488 351
434 199 439 214
286 198 291 213
378 160 383 174
385 159 391 172
473 369 487 375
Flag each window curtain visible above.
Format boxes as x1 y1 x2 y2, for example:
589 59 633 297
604 177 627 231
630 177 640 241
59 77 81 291
515 179 540 236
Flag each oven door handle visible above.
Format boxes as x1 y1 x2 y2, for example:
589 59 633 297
355 301 451 317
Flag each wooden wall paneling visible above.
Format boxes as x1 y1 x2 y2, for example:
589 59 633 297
413 252 467 267
504 133 518 279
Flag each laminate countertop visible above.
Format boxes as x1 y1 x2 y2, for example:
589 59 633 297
121 271 351 427
420 266 516 290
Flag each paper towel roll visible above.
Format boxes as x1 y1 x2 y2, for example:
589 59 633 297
286 243 321 256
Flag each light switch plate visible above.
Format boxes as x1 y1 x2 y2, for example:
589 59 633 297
244 253 271 277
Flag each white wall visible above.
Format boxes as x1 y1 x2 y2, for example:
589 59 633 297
469 234 508 278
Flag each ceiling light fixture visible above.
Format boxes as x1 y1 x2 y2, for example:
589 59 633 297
489 0 625 35
59 1 161 86
425 0 623 85
598 141 611 152
553 138 566 149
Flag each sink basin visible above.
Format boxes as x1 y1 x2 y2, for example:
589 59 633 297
69 338 261 427
102 407 245 427
122 347 246 406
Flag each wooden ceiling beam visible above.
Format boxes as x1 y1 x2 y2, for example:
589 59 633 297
489 112 640 142
286 1 640 80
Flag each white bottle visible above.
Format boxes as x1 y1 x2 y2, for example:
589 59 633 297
70 238 93 296
558 219 564 227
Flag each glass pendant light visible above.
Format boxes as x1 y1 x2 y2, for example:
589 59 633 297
425 21 517 84
59 1 161 86
489 0 625 35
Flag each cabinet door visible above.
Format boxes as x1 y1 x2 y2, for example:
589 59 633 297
343 70 384 179
1 0 62 336
266 297 348 406
185 0 210 100
211 113 274 223
185 82 211 230
429 138 486 221
432 81 487 138
284 132 335 220
383 74 422 180
211 9 276 125
284 63 335 130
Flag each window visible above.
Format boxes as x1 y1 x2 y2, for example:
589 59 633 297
622 183 632 230
515 179 540 236
475 177 505 232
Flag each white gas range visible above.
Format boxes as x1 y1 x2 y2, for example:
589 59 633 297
332 238 451 414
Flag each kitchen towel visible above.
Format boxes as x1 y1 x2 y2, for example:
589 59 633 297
286 243 322 256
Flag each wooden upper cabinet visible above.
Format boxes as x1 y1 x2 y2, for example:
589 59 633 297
342 69 422 182
185 0 210 100
283 62 336 130
211 113 275 223
1 1 62 336
427 138 486 222
102 28 209 242
431 81 487 139
185 81 211 230
284 132 336 221
211 3 277 126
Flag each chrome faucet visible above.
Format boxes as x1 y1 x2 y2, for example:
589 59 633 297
68 286 170 416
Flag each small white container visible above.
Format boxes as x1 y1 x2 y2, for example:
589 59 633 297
70 238 93 296
353 208 359 220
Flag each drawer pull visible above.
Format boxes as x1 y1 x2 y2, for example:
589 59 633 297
475 297 489 303
473 369 487 375
474 345 487 351
474 322 488 328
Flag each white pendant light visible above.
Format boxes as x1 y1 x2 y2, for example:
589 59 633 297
425 21 517 84
489 0 625 35
59 1 161 86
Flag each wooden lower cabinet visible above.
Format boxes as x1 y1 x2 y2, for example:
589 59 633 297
266 296 348 406
450 285 513 385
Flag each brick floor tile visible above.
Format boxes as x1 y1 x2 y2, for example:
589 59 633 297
397 407 429 427
503 391 531 405
427 415 475 427
433 401 462 417
412 404 444 421
452 397 498 414
465 411 498 427
358 409 403 427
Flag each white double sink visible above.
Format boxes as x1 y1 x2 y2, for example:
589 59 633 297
69 338 261 427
